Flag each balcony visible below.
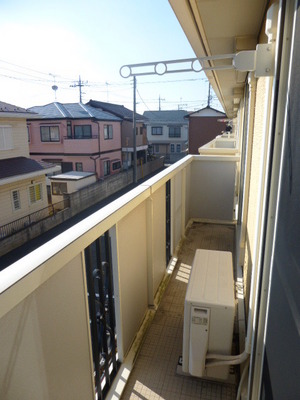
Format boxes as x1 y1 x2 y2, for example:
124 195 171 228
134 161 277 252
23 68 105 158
0 153 241 400
198 135 239 157
63 135 100 153
119 221 237 400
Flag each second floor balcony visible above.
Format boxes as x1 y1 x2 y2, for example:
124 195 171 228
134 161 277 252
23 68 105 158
0 152 241 399
63 135 100 153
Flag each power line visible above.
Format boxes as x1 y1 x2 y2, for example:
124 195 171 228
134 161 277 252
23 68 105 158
136 88 150 110
0 58 208 86
0 59 52 77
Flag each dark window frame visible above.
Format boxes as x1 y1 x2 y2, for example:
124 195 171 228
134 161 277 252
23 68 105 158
104 124 113 140
67 121 72 138
151 126 163 135
74 125 92 139
75 162 83 172
40 126 60 142
112 161 121 171
52 182 67 195
104 160 110 176
168 126 181 138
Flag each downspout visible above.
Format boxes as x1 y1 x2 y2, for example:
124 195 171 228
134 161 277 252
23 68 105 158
97 121 101 179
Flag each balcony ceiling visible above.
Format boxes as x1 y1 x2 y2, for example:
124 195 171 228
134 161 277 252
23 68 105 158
169 0 270 118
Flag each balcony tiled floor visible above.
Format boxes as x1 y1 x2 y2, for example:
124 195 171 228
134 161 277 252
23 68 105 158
121 222 237 400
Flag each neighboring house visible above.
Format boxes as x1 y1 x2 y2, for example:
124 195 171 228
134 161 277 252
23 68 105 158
143 110 189 164
0 101 60 228
186 106 227 154
2 4 300 400
49 171 96 205
86 100 148 169
27 102 122 179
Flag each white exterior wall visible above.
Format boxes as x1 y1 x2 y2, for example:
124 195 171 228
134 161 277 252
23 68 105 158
189 157 237 222
146 123 188 148
0 175 48 226
50 175 96 203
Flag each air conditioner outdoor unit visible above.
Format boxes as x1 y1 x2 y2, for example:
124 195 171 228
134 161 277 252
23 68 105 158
182 249 235 381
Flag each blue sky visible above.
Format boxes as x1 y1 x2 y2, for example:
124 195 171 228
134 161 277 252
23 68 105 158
0 0 222 113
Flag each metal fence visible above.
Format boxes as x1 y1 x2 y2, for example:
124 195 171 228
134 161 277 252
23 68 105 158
0 199 69 240
85 231 119 399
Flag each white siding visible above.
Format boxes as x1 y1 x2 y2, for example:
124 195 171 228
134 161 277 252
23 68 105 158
0 176 48 226
0 118 30 159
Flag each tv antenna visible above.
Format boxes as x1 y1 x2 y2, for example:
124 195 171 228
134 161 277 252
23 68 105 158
49 73 58 100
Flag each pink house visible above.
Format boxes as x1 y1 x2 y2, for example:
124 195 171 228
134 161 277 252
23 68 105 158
27 102 122 179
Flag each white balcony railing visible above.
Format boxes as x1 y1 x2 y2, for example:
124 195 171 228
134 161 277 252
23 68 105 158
198 134 239 156
0 154 239 400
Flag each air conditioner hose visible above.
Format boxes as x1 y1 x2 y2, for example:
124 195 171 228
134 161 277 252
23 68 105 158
205 351 249 367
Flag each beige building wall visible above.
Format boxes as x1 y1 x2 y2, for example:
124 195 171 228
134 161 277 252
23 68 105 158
0 175 48 226
116 202 148 357
0 117 29 159
0 254 94 400
243 77 268 313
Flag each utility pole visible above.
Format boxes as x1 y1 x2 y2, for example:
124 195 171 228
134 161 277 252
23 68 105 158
207 83 211 107
158 94 165 111
105 82 109 102
133 76 137 183
70 75 87 103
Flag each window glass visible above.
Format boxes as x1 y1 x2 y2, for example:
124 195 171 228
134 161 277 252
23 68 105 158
170 144 175 153
0 126 13 149
104 125 113 139
75 162 83 171
67 122 72 138
52 182 67 195
112 161 121 170
152 126 162 135
40 126 60 142
74 125 92 139
29 183 42 203
176 144 181 153
12 190 21 210
104 160 110 176
169 126 181 138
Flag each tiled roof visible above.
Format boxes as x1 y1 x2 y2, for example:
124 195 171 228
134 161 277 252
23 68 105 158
87 99 146 121
0 101 32 114
143 110 189 124
0 157 55 180
28 102 121 121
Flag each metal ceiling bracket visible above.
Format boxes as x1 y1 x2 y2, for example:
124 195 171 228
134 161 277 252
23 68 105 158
254 43 275 77
233 43 275 77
